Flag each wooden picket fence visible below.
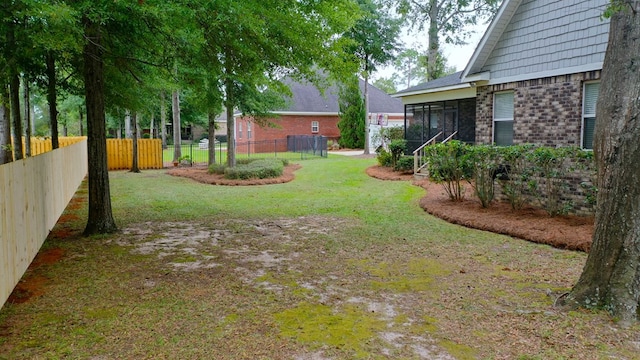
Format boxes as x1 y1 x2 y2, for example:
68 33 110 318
13 137 163 170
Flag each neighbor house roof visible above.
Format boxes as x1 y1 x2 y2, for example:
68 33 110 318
277 78 404 115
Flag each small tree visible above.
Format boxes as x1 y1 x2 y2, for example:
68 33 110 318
468 145 500 208
425 140 473 201
337 77 366 149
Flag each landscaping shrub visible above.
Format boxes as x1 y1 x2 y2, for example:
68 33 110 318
224 159 284 180
395 156 414 173
496 144 534 210
425 140 473 201
388 139 407 170
208 163 226 174
215 134 227 143
525 146 589 216
468 145 500 208
376 148 392 167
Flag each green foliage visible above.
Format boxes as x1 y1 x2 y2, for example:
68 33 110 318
425 140 473 201
372 126 404 150
343 0 402 75
208 163 225 175
388 139 407 169
372 76 397 94
395 156 414 172
337 77 365 149
467 145 500 208
223 159 285 180
496 144 534 210
376 147 392 167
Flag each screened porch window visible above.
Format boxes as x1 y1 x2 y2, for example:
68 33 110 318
582 82 599 150
493 91 514 146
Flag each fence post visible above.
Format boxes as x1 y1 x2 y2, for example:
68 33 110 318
190 142 193 167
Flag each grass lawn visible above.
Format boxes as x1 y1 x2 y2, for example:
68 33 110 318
0 156 638 359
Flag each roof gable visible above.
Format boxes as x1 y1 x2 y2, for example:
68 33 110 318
463 0 609 83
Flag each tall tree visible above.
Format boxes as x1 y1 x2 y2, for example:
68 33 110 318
344 0 401 154
81 13 117 235
561 1 640 324
392 0 500 81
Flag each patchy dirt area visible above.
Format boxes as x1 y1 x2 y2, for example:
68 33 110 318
166 164 301 185
366 165 593 252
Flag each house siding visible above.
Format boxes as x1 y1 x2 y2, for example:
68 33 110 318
476 70 601 146
482 0 608 80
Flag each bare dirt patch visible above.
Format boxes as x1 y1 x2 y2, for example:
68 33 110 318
7 248 64 304
367 165 593 252
166 163 302 185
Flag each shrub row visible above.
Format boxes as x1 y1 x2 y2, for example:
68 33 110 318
424 141 595 216
208 158 288 180
376 139 413 172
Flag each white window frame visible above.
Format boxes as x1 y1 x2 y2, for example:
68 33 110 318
493 91 514 146
247 122 252 139
238 123 243 139
311 121 319 133
582 81 599 150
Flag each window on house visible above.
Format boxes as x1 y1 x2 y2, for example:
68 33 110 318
238 123 243 139
311 121 319 133
247 122 252 139
583 82 599 150
493 91 514 146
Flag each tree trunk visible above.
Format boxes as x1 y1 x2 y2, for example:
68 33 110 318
9 72 22 161
0 85 11 164
23 77 31 157
82 15 117 235
150 114 154 139
363 70 370 155
125 111 132 139
562 3 640 324
208 112 216 166
130 112 140 173
427 0 439 81
160 91 167 148
172 89 181 163
47 51 59 149
78 106 84 136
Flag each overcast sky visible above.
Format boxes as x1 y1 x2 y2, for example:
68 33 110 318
373 22 490 87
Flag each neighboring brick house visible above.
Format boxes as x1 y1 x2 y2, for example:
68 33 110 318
394 0 609 150
235 78 404 153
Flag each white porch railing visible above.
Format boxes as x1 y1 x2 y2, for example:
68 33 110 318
412 131 458 175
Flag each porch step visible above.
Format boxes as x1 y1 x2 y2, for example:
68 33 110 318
414 172 429 181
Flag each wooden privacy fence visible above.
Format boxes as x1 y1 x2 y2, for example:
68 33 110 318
0 140 88 310
14 137 163 170
106 139 163 170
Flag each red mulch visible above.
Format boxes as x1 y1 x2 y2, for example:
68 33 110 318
7 248 65 304
367 165 593 252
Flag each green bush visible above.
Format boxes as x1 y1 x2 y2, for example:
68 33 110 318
388 139 407 169
376 148 392 167
496 144 534 210
395 156 414 173
468 145 500 208
425 140 473 201
208 163 226 175
224 159 284 180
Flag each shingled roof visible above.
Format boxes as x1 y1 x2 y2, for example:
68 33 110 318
393 71 464 96
277 78 403 114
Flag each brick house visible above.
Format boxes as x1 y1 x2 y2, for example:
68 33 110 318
235 78 404 153
394 0 609 150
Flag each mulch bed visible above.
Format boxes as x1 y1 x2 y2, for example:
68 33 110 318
166 164 302 186
367 165 593 252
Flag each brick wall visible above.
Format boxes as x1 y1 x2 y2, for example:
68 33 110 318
252 115 340 143
475 70 601 146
